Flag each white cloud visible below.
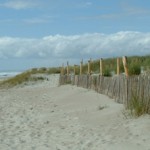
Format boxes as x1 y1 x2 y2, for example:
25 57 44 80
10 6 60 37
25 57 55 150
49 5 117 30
1 0 38 10
0 31 150 69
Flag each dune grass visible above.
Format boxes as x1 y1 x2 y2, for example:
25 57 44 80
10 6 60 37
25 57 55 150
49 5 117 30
127 93 150 117
0 71 34 88
0 67 60 88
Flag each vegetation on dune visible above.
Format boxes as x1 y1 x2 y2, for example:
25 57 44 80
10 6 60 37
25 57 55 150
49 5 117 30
65 55 150 76
0 67 60 88
127 93 150 117
128 63 141 75
0 71 39 88
0 55 149 88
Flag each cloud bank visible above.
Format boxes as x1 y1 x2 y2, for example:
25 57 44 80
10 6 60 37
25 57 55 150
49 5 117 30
0 31 150 69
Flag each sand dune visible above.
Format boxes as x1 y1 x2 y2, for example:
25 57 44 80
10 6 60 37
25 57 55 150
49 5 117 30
0 78 150 150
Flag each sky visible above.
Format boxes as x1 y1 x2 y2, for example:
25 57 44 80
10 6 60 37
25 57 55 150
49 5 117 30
0 0 150 71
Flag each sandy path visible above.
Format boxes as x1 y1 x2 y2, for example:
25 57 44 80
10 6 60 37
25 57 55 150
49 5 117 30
0 83 150 150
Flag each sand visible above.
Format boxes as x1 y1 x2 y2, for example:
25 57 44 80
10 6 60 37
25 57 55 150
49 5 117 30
0 75 150 150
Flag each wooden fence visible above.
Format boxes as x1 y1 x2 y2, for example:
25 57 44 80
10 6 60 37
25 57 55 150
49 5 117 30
59 74 150 107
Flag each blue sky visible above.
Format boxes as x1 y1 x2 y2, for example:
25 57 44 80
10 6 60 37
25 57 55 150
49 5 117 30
0 0 150 71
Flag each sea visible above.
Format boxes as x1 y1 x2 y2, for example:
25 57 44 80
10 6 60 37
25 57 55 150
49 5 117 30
0 70 23 79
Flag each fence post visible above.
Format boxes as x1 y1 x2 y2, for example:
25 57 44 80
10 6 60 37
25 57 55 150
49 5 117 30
61 63 64 75
100 58 103 75
122 56 129 77
67 61 69 76
117 58 120 75
74 64 77 75
80 59 83 75
60 66 62 75
88 59 91 75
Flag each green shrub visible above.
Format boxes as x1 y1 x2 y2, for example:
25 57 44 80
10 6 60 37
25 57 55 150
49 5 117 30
46 67 60 74
30 76 45 81
128 64 141 75
103 68 112 77
38 67 47 73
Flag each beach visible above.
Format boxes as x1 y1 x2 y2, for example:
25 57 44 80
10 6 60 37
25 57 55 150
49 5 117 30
0 75 150 150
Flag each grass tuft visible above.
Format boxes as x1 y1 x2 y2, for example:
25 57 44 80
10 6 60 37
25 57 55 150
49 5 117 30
98 105 107 111
127 93 150 117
